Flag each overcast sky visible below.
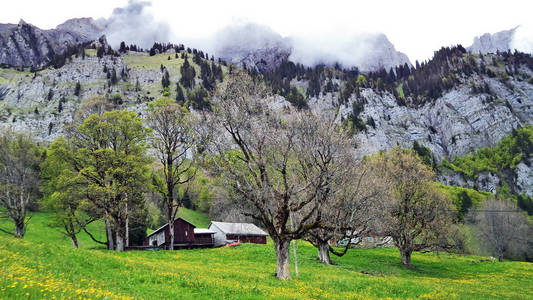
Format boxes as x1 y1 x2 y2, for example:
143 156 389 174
1 0 532 62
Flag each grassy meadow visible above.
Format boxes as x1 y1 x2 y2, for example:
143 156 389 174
0 212 532 299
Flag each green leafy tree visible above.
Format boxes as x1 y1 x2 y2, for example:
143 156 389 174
40 137 99 248
71 110 151 251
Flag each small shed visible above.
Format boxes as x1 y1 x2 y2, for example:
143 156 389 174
193 228 216 246
144 217 214 249
208 221 268 247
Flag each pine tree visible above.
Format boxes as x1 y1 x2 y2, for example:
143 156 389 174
175 83 185 103
161 69 170 89
119 41 127 53
135 78 141 92
74 81 81 97
110 68 118 85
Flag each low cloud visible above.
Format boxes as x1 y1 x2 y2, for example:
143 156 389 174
97 0 171 49
510 25 533 54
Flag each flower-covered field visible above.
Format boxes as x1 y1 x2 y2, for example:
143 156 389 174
1 213 532 299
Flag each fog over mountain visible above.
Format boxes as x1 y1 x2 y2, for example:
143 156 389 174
2 0 533 71
95 0 171 49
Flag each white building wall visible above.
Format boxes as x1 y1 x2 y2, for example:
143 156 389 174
209 223 228 247
149 231 166 247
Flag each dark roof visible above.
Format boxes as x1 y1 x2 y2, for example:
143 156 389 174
146 217 196 238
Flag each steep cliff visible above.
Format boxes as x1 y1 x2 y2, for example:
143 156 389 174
0 19 103 68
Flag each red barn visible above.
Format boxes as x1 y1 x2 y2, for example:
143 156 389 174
144 217 215 249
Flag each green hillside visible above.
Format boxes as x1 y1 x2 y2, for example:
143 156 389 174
177 207 211 228
1 212 532 299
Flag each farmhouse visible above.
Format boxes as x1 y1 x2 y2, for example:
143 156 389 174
209 221 268 246
144 217 215 249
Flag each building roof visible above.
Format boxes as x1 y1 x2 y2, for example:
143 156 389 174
194 228 216 234
146 217 196 238
209 221 268 236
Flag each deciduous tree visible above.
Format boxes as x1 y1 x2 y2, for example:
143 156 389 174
71 110 150 251
147 98 198 250
208 72 338 279
469 198 531 261
0 130 41 238
368 148 454 268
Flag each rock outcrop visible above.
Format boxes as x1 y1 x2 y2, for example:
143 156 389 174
215 23 411 72
468 27 518 54
214 23 291 73
0 18 103 68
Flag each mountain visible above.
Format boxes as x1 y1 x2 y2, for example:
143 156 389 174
289 32 412 72
0 18 531 198
55 17 104 42
468 27 518 54
214 23 411 72
0 19 104 68
214 23 291 73
0 19 411 73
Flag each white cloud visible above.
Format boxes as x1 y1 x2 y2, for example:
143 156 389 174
1 0 533 62
511 24 533 53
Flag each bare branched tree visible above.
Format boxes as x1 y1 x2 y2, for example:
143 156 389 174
207 72 343 279
147 98 198 250
469 198 531 262
305 156 387 265
368 147 454 269
0 130 41 237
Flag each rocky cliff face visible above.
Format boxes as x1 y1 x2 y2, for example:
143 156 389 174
0 19 103 68
357 33 412 71
55 18 104 42
215 23 411 73
468 27 518 54
214 23 291 73
0 28 531 196
305 54 533 196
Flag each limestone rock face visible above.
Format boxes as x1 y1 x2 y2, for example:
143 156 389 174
468 27 517 54
0 19 103 68
352 33 412 72
55 18 104 42
515 160 533 197
214 23 291 73
215 23 411 73
333 76 533 161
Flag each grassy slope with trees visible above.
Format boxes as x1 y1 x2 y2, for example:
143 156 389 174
1 44 533 298
1 212 532 300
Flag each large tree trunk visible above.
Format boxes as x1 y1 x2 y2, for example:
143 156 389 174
274 238 291 280
68 220 78 248
115 230 124 252
317 240 332 265
14 219 25 238
400 248 413 269
70 234 79 248
114 215 126 252
167 155 176 251
168 214 175 250
497 252 504 262
125 200 129 248
105 216 114 250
